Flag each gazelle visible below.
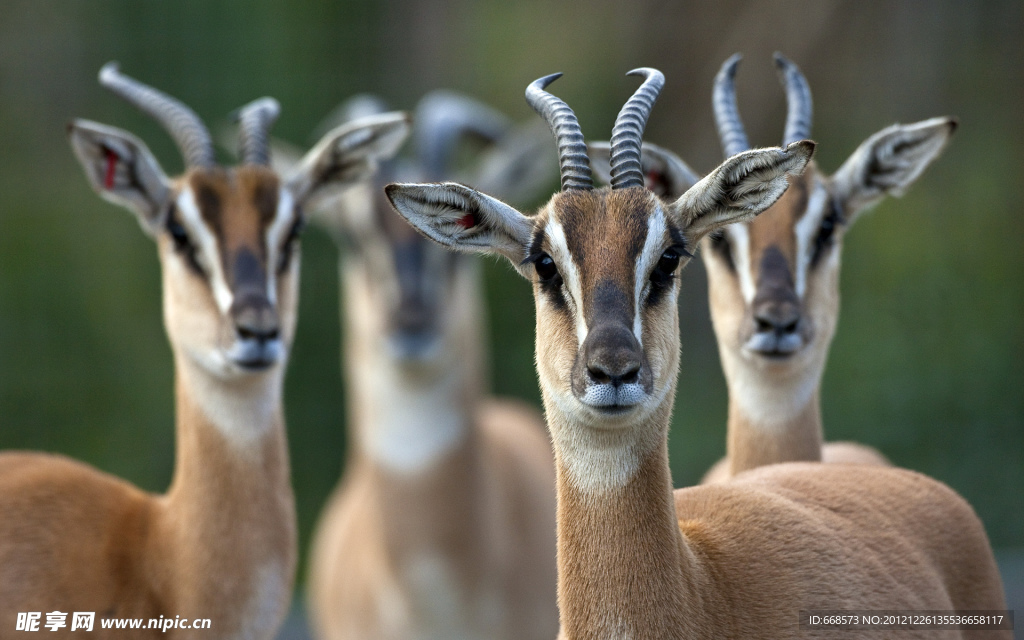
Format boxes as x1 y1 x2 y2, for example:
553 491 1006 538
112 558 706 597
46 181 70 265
387 69 1007 639
306 92 558 640
593 53 954 482
0 63 407 638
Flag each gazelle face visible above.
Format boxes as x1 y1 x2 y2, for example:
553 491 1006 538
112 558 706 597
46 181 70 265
529 188 686 425
703 167 841 375
385 140 813 427
68 73 409 381
331 178 469 365
161 166 303 376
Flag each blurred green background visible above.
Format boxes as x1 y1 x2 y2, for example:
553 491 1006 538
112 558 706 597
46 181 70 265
0 0 1020 600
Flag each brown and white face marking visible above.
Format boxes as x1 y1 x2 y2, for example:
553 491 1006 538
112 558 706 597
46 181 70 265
161 165 302 375
385 70 813 425
585 55 956 425
527 188 682 422
312 91 555 366
702 54 957 419
68 65 410 381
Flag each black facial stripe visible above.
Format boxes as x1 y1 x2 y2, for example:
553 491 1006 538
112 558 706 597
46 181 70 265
667 225 690 257
522 228 548 266
810 198 845 267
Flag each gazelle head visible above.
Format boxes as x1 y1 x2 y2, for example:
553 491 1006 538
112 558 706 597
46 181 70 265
595 55 956 419
69 63 409 380
316 91 554 367
386 69 813 436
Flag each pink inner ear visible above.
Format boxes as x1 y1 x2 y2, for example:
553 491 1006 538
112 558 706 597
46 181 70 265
103 147 118 190
456 213 477 229
645 169 661 191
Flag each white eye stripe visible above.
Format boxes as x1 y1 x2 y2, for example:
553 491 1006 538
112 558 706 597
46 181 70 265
176 189 234 314
725 223 756 304
793 180 829 298
544 216 588 347
263 188 296 304
633 205 668 345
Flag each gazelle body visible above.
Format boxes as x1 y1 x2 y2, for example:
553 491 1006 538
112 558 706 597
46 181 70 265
306 93 558 640
592 53 956 482
0 64 408 638
388 69 1007 639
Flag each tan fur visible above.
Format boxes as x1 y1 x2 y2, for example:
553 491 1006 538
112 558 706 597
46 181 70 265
702 168 889 482
532 188 1008 639
0 168 299 638
307 210 557 640
385 139 1001 638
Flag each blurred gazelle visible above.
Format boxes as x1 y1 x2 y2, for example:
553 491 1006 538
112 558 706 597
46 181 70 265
0 64 407 638
593 53 955 482
306 93 558 640
388 69 1006 639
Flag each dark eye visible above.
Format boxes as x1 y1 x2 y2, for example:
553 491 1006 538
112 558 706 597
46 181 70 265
650 248 681 286
277 214 305 274
165 212 203 275
534 253 560 283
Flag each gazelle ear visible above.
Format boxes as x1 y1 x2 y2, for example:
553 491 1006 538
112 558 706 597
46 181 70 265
670 140 815 241
67 119 173 237
469 121 558 205
588 141 700 199
385 182 533 266
286 111 411 210
830 117 956 223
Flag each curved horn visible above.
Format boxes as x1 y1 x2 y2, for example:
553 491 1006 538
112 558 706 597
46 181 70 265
415 91 511 180
525 73 592 191
774 52 813 147
235 97 280 166
609 68 665 189
98 62 215 168
712 54 750 157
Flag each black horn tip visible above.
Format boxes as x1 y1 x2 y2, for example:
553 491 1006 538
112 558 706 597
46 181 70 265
529 73 564 93
719 53 743 79
773 51 793 69
625 67 662 80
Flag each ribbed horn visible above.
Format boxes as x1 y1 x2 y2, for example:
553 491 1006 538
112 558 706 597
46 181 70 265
712 54 750 157
98 62 215 168
525 73 592 191
235 97 280 166
774 52 813 147
609 68 665 189
415 91 510 180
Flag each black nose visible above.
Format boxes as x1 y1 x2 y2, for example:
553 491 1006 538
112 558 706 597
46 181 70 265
231 294 279 343
584 324 642 387
752 300 801 336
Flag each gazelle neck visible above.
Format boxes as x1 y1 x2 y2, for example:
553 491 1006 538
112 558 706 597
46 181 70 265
722 354 824 475
544 391 710 638
162 352 295 631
